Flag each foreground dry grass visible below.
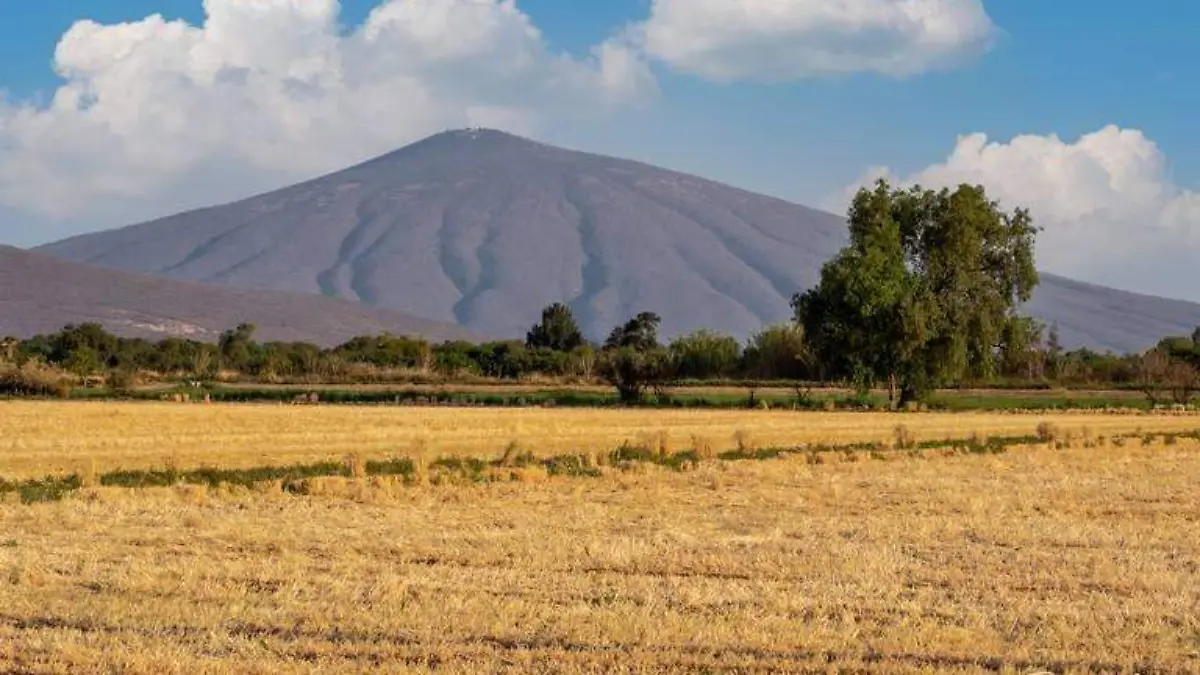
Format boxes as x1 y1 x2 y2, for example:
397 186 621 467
2 442 1199 673
3 401 1200 479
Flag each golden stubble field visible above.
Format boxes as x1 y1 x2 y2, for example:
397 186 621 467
2 441 1199 673
2 402 1200 673
2 401 1200 479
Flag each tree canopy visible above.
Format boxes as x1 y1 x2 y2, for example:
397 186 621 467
525 303 585 352
669 330 741 380
794 180 1039 405
742 324 811 381
604 312 662 352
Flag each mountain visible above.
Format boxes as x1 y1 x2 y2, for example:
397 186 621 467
0 246 477 345
39 129 1200 353
1025 273 1200 353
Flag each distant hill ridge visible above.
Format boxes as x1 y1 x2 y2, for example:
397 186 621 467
0 246 477 345
38 129 1200 353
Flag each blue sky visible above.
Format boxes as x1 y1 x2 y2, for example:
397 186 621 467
0 1 1198 298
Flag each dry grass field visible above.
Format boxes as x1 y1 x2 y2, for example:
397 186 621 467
1 401 1198 480
2 440 1199 673
2 402 1199 672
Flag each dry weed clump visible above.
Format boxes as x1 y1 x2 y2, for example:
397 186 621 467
344 453 367 480
732 429 756 454
691 434 716 461
654 431 674 461
497 440 526 467
1036 421 1065 448
0 362 72 398
78 459 99 489
174 483 209 505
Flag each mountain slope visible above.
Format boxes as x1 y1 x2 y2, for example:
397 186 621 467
1026 273 1200 353
0 247 478 345
40 129 1200 353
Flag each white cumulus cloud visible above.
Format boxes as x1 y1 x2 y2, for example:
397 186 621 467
635 0 997 82
0 0 656 227
845 125 1200 298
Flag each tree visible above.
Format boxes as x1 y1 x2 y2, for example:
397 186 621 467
599 312 670 403
568 345 597 379
1166 360 1200 406
741 324 811 381
604 312 662 352
469 341 531 379
1045 325 1064 381
432 341 479 375
334 334 431 370
526 303 585 352
1135 348 1171 406
64 346 101 380
218 323 258 371
598 348 673 404
0 337 17 363
191 346 217 381
794 180 1039 406
1149 336 1200 406
999 316 1045 380
1160 332 1200 369
668 330 741 380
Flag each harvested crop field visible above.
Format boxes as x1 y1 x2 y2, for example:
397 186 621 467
2 438 1199 673
2 401 1199 479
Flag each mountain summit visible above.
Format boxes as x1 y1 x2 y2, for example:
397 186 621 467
40 129 1200 352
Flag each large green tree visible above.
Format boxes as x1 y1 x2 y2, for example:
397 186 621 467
525 303 585 352
794 180 1039 405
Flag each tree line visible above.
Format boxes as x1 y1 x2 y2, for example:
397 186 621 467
3 182 1197 405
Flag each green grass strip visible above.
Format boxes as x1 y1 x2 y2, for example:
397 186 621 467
2 430 1196 504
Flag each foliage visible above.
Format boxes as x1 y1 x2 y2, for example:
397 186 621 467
333 334 432 370
741 324 811 381
526 303 585 352
598 312 672 403
64 346 101 378
1045 325 1065 381
0 361 72 398
2 313 1195 402
998 316 1045 380
794 180 1039 405
1137 334 1200 405
597 347 673 404
668 330 741 380
218 323 258 370
604 312 662 352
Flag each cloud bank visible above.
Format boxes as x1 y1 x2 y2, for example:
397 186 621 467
635 0 997 82
847 125 1200 298
0 0 1003 232
0 0 654 225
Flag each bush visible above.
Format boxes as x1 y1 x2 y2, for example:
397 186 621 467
0 362 72 398
107 369 138 395
1036 421 1061 443
598 348 672 404
669 330 741 379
